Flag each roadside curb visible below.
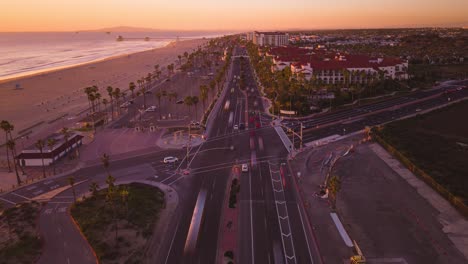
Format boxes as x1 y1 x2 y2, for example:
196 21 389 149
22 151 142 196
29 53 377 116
216 168 239 264
67 207 99 264
286 158 325 264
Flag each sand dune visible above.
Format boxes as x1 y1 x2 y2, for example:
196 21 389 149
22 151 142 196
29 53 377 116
0 39 207 138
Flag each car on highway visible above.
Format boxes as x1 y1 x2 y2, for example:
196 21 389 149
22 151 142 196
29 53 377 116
146 106 157 112
163 156 179 164
233 124 239 130
239 123 245 130
415 108 422 112
120 102 131 108
241 163 248 172
176 100 184 104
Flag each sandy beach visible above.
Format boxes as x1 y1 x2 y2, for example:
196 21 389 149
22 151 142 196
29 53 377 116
0 38 207 138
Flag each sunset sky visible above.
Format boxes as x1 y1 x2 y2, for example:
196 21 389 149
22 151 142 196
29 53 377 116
1 0 467 32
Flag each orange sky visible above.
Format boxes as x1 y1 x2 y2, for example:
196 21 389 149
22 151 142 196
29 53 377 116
1 0 467 31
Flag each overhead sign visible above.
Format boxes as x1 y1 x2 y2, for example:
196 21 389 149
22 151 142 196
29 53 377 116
280 109 297 115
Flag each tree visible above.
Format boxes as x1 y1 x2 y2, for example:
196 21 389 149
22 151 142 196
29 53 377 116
119 185 129 217
183 51 188 60
105 174 118 244
328 175 341 209
155 92 162 120
101 153 110 175
192 96 199 120
6 140 21 186
89 181 99 198
200 85 208 111
61 127 71 158
184 96 193 115
68 176 76 203
102 98 109 122
47 138 57 175
35 139 46 178
113 88 122 115
129 82 136 98
106 86 114 120
178 55 182 65
1 120 14 172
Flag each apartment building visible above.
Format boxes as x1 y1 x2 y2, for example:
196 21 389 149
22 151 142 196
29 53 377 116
247 31 289 47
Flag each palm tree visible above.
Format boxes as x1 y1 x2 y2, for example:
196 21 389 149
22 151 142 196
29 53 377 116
35 139 46 178
95 92 102 112
199 85 208 111
184 96 193 115
155 92 162 120
178 55 182 65
209 80 216 101
119 186 129 217
102 98 109 122
61 127 71 157
129 82 136 98
68 176 76 203
192 96 199 120
183 51 189 60
106 86 114 120
1 120 14 172
101 153 110 175
113 88 122 115
105 174 118 244
168 92 177 116
6 140 21 185
89 181 99 198
140 86 148 109
47 138 57 175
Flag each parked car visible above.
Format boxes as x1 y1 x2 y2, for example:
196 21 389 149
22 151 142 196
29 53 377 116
239 123 245 130
163 156 179 164
176 100 184 104
146 106 157 112
241 163 248 172
233 124 239 130
120 102 131 108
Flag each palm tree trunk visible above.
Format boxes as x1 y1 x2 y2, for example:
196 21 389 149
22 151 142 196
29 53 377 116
4 132 11 172
41 151 46 178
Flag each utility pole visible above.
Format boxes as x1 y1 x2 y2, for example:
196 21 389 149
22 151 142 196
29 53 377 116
186 124 191 170
300 122 303 150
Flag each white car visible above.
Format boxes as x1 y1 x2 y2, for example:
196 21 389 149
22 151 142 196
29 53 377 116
163 156 179 164
233 125 239 130
146 106 157 112
241 163 248 172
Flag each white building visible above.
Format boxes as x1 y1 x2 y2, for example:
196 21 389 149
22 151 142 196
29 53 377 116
17 133 83 167
249 31 289 47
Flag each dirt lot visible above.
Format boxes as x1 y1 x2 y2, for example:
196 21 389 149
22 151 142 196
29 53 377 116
334 143 467 264
377 100 468 201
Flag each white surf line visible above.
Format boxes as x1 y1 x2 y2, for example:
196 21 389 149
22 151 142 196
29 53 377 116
268 162 297 264
330 213 353 247
249 169 255 264
0 197 16 205
11 192 32 201
296 204 314 264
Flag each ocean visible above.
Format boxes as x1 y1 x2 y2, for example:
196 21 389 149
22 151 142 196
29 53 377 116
0 31 227 81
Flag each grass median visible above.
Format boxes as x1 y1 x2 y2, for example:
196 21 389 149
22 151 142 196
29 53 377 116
0 201 43 264
70 183 165 264
375 100 468 204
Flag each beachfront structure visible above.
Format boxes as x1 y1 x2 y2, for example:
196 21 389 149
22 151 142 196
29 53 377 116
16 133 83 167
248 31 289 47
267 46 409 83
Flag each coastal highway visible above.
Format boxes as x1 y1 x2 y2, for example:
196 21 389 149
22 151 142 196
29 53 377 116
282 81 468 146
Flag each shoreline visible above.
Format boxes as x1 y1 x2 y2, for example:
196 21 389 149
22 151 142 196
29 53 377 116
0 40 178 85
0 38 209 138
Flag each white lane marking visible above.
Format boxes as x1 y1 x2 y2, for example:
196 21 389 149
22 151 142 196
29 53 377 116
164 220 180 264
11 192 31 200
297 204 314 264
0 197 16 205
57 207 67 213
330 213 353 247
26 185 37 190
33 189 44 196
249 168 255 264
44 208 53 215
167 175 184 186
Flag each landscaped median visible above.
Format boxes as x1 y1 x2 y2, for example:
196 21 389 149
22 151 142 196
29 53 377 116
0 201 43 263
70 182 166 264
217 166 241 264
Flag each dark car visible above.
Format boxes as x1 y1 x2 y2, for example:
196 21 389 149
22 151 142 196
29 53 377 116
239 123 245 130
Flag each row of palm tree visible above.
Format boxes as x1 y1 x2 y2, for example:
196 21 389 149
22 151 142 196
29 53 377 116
1 120 21 185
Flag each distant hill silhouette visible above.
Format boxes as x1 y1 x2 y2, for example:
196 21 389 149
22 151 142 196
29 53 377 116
85 26 162 32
